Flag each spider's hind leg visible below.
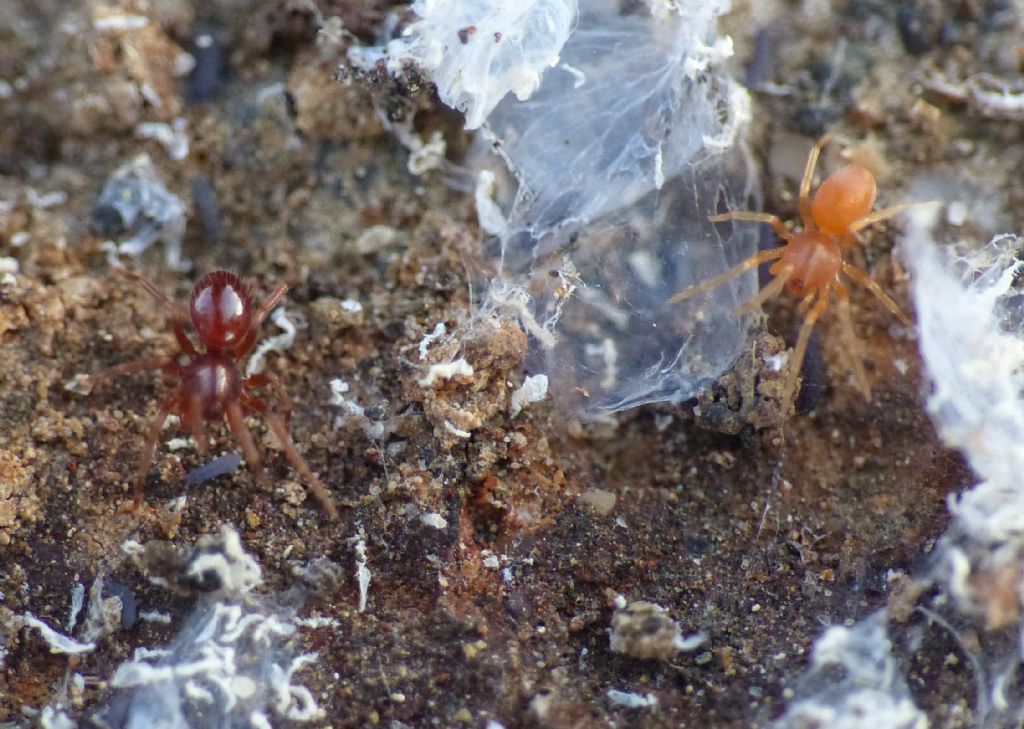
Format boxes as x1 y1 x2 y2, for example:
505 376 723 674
245 371 293 429
841 262 911 325
783 288 831 408
242 394 338 520
226 401 267 487
133 389 181 508
733 263 794 317
835 281 871 398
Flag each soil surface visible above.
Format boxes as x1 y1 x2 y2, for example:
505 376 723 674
1 1 1016 727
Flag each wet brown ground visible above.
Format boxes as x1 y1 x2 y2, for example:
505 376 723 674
0 0 1014 726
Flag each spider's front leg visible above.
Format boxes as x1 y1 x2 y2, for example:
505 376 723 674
93 355 181 382
708 211 793 241
118 268 198 356
797 134 831 227
669 247 786 306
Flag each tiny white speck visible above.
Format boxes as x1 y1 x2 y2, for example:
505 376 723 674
946 201 968 226
766 352 789 372
420 513 447 530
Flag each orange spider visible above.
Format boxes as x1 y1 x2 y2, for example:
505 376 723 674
670 135 917 405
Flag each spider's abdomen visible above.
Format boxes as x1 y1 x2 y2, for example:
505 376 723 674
190 270 253 350
184 352 244 419
811 165 876 236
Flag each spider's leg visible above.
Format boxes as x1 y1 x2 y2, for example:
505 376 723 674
118 269 197 356
245 371 292 429
796 290 817 315
243 394 338 520
669 247 786 305
116 268 175 310
94 355 180 381
709 211 793 240
836 232 860 250
841 262 911 325
235 283 289 359
784 287 831 408
733 263 794 317
225 401 267 487
254 283 289 327
846 202 926 234
172 319 198 357
182 392 209 455
799 134 831 229
133 389 180 508
835 280 871 398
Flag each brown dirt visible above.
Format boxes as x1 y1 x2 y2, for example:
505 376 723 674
2 0 1012 726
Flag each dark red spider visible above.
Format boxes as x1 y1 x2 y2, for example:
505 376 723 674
94 270 338 519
